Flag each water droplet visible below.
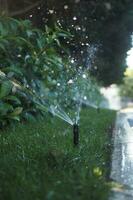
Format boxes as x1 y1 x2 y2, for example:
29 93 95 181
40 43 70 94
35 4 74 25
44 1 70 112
25 55 30 60
73 16 77 21
71 59 75 63
57 83 60 86
68 79 73 84
84 96 87 100
17 54 22 58
82 74 86 79
75 25 81 31
64 5 68 10
49 10 54 14
104 2 112 10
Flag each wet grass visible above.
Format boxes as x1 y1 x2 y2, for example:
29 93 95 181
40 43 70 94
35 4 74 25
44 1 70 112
0 108 116 200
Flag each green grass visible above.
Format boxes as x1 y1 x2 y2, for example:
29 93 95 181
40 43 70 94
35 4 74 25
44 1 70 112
0 108 116 200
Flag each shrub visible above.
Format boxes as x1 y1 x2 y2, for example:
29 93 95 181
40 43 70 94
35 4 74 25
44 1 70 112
0 16 70 126
0 73 22 126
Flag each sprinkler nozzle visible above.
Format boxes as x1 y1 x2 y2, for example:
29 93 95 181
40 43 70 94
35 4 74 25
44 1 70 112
97 107 100 113
73 124 79 146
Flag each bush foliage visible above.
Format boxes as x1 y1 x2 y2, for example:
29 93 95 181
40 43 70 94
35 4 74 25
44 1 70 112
0 17 102 127
0 16 71 126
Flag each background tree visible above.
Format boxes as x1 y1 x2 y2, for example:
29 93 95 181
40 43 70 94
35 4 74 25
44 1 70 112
0 0 8 14
2 0 133 85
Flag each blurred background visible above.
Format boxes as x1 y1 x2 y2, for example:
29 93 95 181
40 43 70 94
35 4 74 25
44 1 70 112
1 0 133 85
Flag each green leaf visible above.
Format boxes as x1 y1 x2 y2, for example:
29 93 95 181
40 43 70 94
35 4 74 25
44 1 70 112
9 107 23 116
0 22 8 35
23 112 36 122
3 66 24 76
0 81 12 99
0 38 9 46
26 30 33 38
0 102 13 116
0 43 6 51
8 116 20 121
37 38 43 50
6 96 21 105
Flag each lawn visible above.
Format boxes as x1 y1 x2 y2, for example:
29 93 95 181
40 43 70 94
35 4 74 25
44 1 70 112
0 108 116 200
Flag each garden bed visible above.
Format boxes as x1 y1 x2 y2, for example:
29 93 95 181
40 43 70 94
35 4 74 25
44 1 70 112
0 108 116 200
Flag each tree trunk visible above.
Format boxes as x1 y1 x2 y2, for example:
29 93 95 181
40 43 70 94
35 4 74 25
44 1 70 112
10 1 42 17
0 0 8 15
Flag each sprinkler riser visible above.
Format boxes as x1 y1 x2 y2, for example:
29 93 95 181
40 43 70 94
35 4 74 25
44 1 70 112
97 107 100 113
73 124 79 146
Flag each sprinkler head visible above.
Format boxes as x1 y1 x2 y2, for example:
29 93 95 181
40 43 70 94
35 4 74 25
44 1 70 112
97 107 100 113
73 124 79 146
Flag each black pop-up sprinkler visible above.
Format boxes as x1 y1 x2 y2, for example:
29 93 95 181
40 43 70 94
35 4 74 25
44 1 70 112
97 107 100 113
73 124 79 146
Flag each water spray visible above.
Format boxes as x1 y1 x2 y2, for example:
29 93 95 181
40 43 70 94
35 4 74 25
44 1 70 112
73 123 79 146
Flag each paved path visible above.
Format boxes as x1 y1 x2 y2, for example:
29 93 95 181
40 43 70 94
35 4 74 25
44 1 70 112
110 108 133 200
100 84 133 199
